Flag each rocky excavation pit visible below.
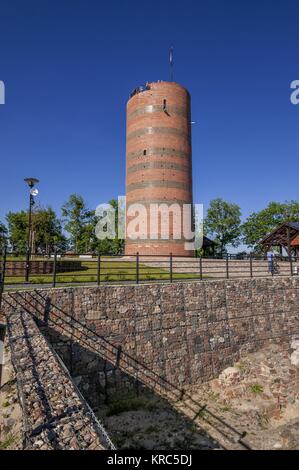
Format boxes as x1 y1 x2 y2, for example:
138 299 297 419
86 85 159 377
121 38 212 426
178 343 299 450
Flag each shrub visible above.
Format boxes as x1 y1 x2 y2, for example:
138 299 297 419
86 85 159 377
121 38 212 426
250 383 263 394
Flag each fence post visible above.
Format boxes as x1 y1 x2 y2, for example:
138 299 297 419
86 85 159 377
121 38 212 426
0 272 2 311
249 253 253 278
136 252 139 284
97 253 101 286
170 253 173 283
199 256 203 281
52 248 57 287
25 248 31 283
0 323 6 387
226 253 229 279
0 245 7 309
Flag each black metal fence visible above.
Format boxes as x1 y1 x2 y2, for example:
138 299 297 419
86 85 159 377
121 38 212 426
0 248 298 293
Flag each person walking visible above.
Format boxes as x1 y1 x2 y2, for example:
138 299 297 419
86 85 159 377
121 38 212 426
267 249 275 274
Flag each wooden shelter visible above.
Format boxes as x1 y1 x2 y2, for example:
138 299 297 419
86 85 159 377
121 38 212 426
260 222 299 258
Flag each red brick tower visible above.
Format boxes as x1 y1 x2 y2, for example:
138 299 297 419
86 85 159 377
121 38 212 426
125 81 194 256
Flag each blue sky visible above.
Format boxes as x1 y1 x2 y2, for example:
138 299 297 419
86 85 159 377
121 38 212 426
0 0 298 226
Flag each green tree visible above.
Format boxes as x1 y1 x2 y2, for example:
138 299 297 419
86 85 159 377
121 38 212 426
33 207 67 253
90 198 125 255
61 195 125 255
6 208 65 254
242 201 299 250
6 211 28 253
205 198 242 255
0 221 7 251
107 198 124 255
61 194 92 253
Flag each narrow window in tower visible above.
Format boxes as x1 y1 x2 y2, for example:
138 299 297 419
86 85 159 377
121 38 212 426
143 149 146 155
163 99 166 110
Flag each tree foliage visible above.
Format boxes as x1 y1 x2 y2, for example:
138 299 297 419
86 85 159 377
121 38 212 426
205 198 242 255
6 211 28 253
61 194 124 254
6 208 66 254
103 198 125 255
61 194 92 253
242 201 299 249
90 198 124 255
0 221 7 251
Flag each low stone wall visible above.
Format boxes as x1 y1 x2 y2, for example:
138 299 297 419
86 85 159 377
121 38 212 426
3 277 299 392
5 308 114 450
5 260 83 276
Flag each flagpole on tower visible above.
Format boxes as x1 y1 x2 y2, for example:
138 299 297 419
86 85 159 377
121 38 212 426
169 46 174 82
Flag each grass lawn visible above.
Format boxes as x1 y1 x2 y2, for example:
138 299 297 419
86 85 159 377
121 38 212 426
4 259 201 285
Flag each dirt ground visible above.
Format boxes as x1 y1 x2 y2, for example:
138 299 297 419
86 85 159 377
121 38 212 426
96 390 219 450
96 343 299 450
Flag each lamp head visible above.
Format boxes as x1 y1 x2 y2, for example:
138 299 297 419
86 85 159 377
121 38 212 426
24 177 39 188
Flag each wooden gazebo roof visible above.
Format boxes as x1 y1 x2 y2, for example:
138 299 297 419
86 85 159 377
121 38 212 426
260 222 299 251
203 236 216 248
291 234 299 247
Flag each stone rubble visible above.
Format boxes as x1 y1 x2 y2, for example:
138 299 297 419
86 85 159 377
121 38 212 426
186 343 299 449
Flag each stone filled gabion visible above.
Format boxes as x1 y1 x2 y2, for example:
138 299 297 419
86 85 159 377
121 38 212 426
3 276 299 394
6 309 114 450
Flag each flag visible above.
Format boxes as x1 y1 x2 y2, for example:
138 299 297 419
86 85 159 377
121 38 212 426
169 47 173 65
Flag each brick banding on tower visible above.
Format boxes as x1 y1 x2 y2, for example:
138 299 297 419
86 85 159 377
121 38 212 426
125 81 194 256
127 147 190 160
127 181 191 192
127 104 188 120
126 199 192 206
127 126 190 141
127 161 190 174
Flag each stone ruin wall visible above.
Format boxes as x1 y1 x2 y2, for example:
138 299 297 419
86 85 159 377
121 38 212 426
3 277 298 402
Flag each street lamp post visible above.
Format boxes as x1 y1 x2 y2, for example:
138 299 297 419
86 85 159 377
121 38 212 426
24 178 39 282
